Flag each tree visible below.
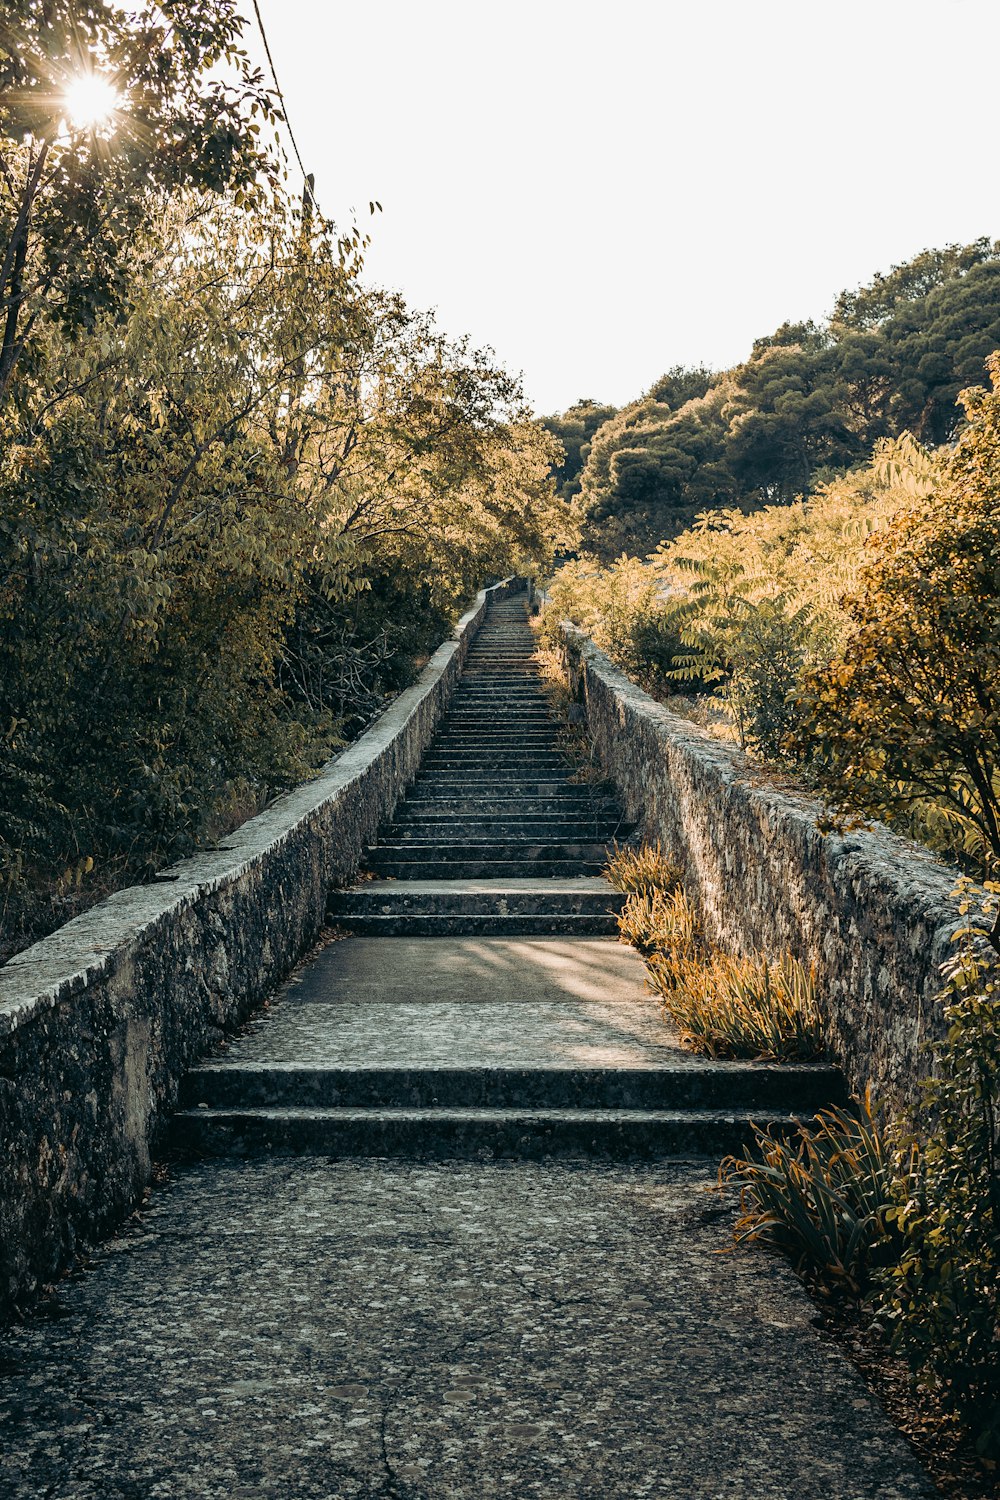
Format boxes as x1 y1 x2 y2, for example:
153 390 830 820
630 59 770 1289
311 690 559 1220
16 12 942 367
577 382 738 560
648 364 714 408
540 397 617 502
795 355 1000 939
0 192 567 955
830 239 999 332
0 0 277 409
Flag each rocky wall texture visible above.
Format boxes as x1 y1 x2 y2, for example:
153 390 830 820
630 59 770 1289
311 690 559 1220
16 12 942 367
0 579 523 1320
562 627 971 1105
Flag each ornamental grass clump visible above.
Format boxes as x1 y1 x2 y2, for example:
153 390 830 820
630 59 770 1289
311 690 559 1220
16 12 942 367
606 841 683 897
608 843 695 962
650 949 826 1062
618 887 701 963
607 843 825 1060
719 1090 897 1301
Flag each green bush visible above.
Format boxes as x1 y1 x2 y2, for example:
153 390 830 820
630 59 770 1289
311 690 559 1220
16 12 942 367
720 1091 896 1300
880 887 1000 1461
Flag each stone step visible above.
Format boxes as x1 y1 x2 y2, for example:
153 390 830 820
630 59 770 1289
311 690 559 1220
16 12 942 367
443 722 552 731
445 710 552 721
425 743 562 756
370 840 614 863
170 1105 806 1160
410 768 578 780
459 674 547 684
422 753 569 768
446 708 554 720
404 782 611 798
431 745 562 758
446 710 550 717
405 777 592 791
332 906 620 930
447 702 551 712
386 822 622 842
450 687 549 697
442 720 554 730
329 880 624 918
399 798 622 818
180 1062 845 1112
436 732 559 745
355 868 611 887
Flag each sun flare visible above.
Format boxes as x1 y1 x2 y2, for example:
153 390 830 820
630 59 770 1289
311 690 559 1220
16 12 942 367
64 73 120 130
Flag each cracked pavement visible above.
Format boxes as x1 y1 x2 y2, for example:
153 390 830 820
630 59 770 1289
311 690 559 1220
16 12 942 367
0 1158 934 1498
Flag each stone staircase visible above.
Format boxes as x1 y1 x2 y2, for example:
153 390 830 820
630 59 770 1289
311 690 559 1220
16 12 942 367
173 592 841 1159
363 599 627 885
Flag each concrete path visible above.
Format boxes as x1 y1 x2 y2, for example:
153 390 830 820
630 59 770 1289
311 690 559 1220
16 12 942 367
0 1160 933 1499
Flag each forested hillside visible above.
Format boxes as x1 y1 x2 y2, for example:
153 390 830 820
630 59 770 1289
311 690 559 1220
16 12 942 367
543 241 1000 558
0 2 571 959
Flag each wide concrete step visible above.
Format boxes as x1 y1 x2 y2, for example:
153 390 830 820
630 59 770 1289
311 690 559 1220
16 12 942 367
180 1062 844 1112
170 1106 807 1159
329 879 624 917
332 906 620 930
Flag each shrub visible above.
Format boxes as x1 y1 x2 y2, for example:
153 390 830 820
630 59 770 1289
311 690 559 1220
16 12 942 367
880 887 1000 1461
795 360 1000 909
719 1091 896 1301
650 949 826 1061
608 844 824 1061
538 555 690 696
719 888 1000 1463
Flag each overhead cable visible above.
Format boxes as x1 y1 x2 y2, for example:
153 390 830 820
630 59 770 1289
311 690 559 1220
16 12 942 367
251 0 317 210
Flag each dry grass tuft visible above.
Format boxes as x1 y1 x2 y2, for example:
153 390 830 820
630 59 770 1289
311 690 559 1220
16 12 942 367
650 948 826 1060
606 840 682 897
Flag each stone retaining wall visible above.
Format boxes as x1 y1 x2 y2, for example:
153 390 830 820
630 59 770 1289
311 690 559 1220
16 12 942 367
562 626 972 1104
0 578 523 1320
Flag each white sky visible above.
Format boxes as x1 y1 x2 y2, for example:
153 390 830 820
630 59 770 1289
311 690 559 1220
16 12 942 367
246 0 1000 416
